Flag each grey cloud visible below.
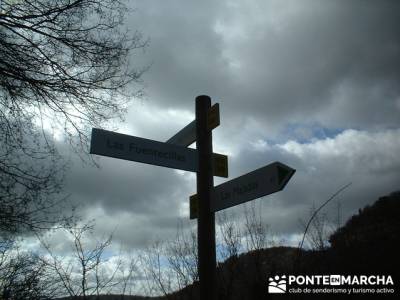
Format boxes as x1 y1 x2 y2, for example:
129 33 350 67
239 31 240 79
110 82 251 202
127 0 400 135
245 129 400 235
66 156 194 217
62 140 196 247
211 128 400 237
129 0 230 111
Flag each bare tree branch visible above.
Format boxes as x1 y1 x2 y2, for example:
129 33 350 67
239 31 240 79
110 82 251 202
298 182 352 251
1 0 147 237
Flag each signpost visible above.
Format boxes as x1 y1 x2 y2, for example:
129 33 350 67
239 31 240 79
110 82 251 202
90 96 295 300
91 128 228 178
90 128 198 172
190 162 295 219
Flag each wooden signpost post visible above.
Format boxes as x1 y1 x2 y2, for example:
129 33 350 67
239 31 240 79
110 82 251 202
90 95 295 300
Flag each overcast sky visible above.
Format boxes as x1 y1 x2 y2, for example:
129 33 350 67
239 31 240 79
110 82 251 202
40 0 400 257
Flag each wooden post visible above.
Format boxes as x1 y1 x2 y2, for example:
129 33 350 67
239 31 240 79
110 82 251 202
196 95 216 300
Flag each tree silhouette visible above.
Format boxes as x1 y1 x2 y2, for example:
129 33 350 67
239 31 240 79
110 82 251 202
41 222 135 299
0 239 58 300
0 0 147 145
0 0 147 235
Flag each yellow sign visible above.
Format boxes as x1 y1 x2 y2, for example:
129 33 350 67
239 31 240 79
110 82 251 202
212 153 228 178
190 194 199 220
207 103 220 131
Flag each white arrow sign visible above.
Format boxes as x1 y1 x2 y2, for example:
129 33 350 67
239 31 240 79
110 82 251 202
210 162 295 213
90 128 198 172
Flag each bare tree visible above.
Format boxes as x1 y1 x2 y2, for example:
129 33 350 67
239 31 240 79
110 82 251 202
214 211 242 300
0 0 147 144
166 222 198 291
216 211 242 260
0 0 147 236
298 183 351 252
139 221 199 299
139 240 174 299
41 222 132 299
0 239 59 300
118 254 139 298
138 205 273 300
301 199 345 251
243 201 270 252
300 203 333 251
0 120 72 235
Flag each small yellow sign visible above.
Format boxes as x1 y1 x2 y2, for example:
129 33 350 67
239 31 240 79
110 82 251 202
207 103 220 131
212 153 228 178
190 194 199 220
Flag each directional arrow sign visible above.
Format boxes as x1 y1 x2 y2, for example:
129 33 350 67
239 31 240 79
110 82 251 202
91 128 229 177
90 128 198 172
211 162 295 212
190 162 295 218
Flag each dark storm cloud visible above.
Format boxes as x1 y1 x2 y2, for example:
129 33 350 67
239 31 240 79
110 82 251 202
128 0 400 133
128 0 230 111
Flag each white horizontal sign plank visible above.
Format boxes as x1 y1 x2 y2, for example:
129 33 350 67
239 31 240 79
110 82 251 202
211 162 295 212
90 128 198 172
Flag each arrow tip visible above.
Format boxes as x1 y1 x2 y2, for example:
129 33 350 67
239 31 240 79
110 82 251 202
277 163 296 188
